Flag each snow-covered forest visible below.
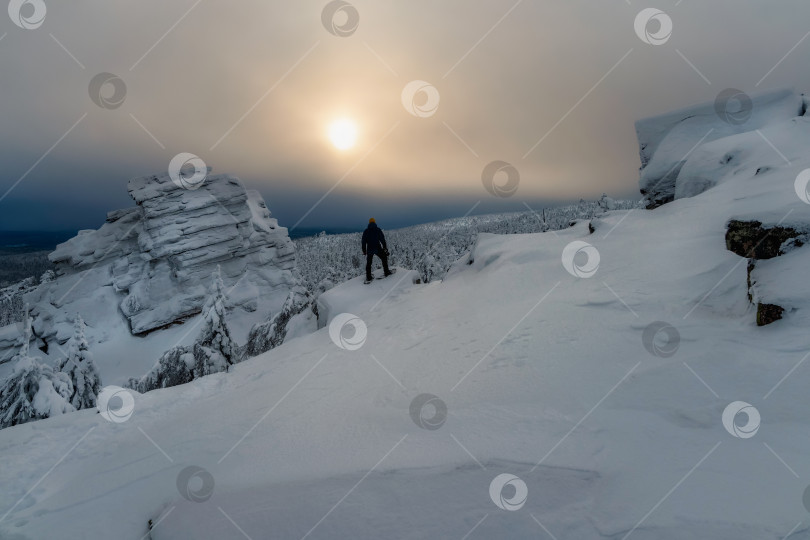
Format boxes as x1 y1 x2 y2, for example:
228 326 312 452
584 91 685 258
0 251 55 328
0 247 57 329
0 250 53 288
0 272 53 329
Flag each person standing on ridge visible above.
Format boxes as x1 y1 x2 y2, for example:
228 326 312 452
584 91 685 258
362 218 393 283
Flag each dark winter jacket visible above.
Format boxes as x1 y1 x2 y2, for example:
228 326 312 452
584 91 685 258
362 223 387 255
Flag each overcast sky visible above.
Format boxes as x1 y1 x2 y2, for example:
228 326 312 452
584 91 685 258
1 0 809 231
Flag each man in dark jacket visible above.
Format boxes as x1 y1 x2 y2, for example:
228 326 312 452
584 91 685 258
362 218 392 282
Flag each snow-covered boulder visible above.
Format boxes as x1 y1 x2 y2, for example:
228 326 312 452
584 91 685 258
636 88 804 207
48 170 298 335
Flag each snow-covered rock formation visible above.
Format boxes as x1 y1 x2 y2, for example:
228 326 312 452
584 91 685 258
0 170 300 384
637 88 810 325
636 88 805 208
48 170 297 335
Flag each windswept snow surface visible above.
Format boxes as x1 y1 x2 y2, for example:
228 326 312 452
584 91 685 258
2 155 810 538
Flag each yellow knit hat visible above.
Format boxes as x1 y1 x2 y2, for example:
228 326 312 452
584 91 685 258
369 217 375 223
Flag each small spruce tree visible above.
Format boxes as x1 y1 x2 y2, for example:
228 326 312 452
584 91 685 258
129 266 238 392
0 311 74 428
57 314 102 410
194 266 237 375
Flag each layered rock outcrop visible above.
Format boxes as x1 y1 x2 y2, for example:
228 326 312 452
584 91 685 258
0 168 301 378
48 170 297 335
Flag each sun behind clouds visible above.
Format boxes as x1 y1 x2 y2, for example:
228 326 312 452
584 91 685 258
328 118 358 151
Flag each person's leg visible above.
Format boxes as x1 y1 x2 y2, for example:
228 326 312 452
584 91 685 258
365 252 374 280
381 252 392 275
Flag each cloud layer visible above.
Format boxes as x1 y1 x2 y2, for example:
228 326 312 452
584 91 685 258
1 0 809 230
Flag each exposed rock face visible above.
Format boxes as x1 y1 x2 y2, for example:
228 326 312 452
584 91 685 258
725 220 806 260
756 303 784 326
727 220 809 326
635 88 803 208
746 244 810 326
48 170 298 335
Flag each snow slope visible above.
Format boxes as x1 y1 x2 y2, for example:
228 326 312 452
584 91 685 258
2 99 810 539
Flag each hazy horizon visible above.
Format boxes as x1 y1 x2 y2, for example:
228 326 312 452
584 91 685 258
0 194 609 235
3 1 810 231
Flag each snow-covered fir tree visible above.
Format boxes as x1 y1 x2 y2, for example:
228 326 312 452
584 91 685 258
195 265 237 371
598 193 617 211
0 277 37 328
56 314 102 410
39 269 57 283
242 285 313 359
0 311 74 428
417 254 443 284
128 266 237 392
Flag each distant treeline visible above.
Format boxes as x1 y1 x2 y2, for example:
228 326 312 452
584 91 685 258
0 231 75 254
0 232 68 327
0 251 54 288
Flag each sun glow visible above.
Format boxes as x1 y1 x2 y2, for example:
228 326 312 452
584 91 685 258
328 118 358 150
